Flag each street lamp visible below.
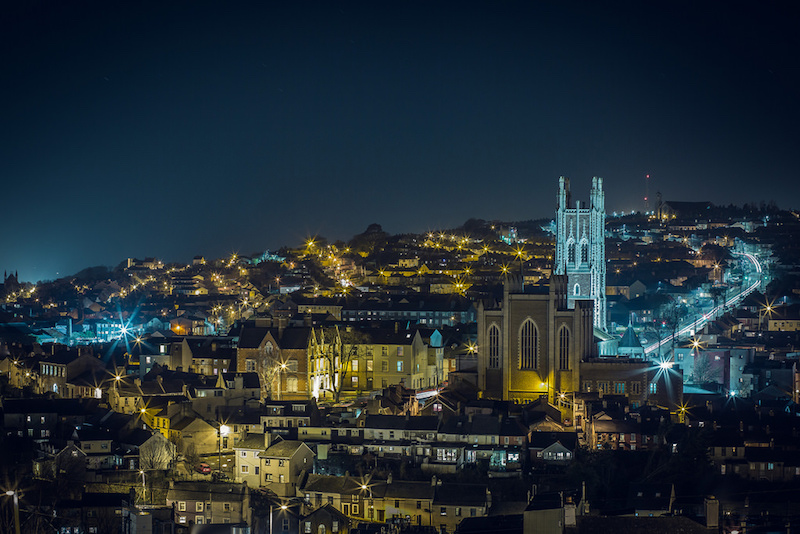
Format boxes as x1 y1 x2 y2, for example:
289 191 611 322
139 470 147 504
218 424 230 477
4 490 20 534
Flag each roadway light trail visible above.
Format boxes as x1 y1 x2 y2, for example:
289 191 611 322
644 251 763 354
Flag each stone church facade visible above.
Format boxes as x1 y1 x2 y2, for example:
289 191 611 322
554 176 607 332
477 275 595 403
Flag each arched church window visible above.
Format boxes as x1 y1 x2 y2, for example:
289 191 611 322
519 319 538 369
558 325 570 370
567 242 576 264
580 241 589 264
574 284 580 296
488 325 500 369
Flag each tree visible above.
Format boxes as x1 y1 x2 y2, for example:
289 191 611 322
139 432 177 470
312 326 368 403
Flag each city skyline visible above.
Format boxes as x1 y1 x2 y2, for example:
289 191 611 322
3 1 799 282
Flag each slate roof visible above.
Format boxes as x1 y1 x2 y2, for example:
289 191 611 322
234 433 266 450
237 326 273 349
363 414 440 432
434 483 488 506
619 326 643 349
260 439 309 459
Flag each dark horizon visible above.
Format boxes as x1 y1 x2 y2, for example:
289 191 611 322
3 1 799 283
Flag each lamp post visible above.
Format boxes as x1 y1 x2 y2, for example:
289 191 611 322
4 490 20 534
139 470 146 504
759 303 773 333
218 424 230 477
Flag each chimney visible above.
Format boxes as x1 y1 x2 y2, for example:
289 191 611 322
704 496 719 529
278 316 288 338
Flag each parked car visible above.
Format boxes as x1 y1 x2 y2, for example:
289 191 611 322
195 462 211 474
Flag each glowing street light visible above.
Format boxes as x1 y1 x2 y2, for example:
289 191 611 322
4 490 20 534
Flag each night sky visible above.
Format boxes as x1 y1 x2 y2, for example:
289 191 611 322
2 1 799 282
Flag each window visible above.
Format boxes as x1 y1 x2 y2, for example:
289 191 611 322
417 501 422 509
395 500 400 508
381 361 388 372
597 381 608 394
223 502 231 512
574 283 581 296
196 516 204 524
286 360 298 372
440 507 447 516
255 466 260 475
282 518 290 531
279 459 285 467
241 465 249 474
179 502 186 512
287 376 298 392
352 504 359 515
631 381 641 395
456 507 462 517
332 520 339 533
381 346 388 357
366 359 373 371
568 241 576 263
519 319 538 369
351 360 359 372
246 359 256 372
650 382 658 394
614 382 625 394
351 376 359 387
488 324 500 368
397 361 404 372
397 347 404 356
241 451 247 457
558 325 570 370
196 502 203 512
583 380 592 392
305 521 312 533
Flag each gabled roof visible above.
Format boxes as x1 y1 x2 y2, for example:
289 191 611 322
237 326 274 349
363 414 440 432
234 433 266 450
260 439 312 459
528 431 578 450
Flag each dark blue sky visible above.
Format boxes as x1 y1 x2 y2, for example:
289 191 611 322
2 1 799 282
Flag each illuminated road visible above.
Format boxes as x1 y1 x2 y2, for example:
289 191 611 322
643 251 764 355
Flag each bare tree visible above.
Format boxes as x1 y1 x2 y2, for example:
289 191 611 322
313 326 368 403
139 432 177 470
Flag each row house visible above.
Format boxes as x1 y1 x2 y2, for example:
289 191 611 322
3 397 99 441
236 323 311 400
108 375 191 415
166 481 251 528
192 372 261 417
588 410 661 451
232 435 314 498
299 474 490 531
37 350 106 398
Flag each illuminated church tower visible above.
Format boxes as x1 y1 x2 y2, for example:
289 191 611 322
555 176 607 331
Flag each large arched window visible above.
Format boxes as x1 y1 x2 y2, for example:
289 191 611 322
580 240 589 264
519 319 539 369
574 283 580 296
488 324 500 369
567 242 576 264
558 325 570 370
